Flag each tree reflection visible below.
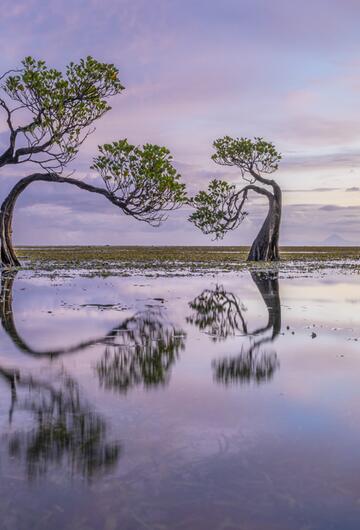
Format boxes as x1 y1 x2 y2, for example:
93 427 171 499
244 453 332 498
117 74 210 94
187 285 248 341
0 271 186 479
213 346 278 385
0 271 121 358
0 365 120 481
96 308 186 393
0 272 186 393
188 271 281 385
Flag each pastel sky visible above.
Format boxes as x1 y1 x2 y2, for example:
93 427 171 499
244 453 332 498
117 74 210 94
1 0 360 245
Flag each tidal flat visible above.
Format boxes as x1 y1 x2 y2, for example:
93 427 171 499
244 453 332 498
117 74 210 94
0 247 360 529
14 245 360 277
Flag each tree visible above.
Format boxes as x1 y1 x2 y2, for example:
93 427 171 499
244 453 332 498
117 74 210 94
189 136 282 261
187 271 281 384
0 57 186 267
0 56 123 171
1 140 186 267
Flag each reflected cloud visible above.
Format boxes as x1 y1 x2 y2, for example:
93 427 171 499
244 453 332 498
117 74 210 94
0 271 120 357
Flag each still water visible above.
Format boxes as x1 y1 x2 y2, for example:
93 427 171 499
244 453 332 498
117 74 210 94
0 270 359 530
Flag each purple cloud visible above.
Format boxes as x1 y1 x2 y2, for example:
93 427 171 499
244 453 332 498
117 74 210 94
1 0 360 245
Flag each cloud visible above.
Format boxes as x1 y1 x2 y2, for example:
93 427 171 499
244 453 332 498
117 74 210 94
319 204 360 212
319 205 342 211
284 187 340 193
2 1 360 245
21 203 72 217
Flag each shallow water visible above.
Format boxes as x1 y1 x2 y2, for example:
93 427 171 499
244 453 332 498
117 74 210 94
0 269 359 530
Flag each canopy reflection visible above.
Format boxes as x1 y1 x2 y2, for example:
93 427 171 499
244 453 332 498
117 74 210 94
188 271 281 384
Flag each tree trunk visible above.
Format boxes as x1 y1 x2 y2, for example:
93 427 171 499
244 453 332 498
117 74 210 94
247 184 282 261
0 269 133 357
1 185 24 267
0 173 121 268
250 270 281 338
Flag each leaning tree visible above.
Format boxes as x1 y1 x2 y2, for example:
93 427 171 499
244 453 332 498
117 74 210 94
1 140 186 266
189 136 282 261
0 57 186 267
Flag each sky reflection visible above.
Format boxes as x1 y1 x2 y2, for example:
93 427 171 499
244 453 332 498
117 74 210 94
0 270 359 529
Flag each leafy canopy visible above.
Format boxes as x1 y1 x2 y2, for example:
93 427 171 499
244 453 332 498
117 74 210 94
187 285 247 341
96 308 186 394
189 136 282 239
212 136 281 177
92 139 187 225
189 179 248 239
0 56 124 170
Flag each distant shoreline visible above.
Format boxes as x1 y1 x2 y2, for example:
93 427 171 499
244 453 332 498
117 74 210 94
15 245 360 249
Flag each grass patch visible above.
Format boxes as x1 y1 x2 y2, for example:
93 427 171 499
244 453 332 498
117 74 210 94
13 245 360 276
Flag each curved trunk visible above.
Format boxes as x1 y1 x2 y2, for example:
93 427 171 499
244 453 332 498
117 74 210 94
1 189 20 267
0 270 131 357
247 184 282 262
0 173 123 268
212 270 281 385
250 270 281 338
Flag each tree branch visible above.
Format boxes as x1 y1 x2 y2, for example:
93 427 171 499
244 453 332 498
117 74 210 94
248 168 277 188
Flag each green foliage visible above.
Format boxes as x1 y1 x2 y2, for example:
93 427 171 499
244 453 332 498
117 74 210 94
212 136 281 176
7 373 120 479
92 139 187 224
189 135 281 241
187 285 246 341
189 179 247 239
1 56 124 170
96 308 186 394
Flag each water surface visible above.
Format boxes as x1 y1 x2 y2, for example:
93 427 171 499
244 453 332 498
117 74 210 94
0 269 359 530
